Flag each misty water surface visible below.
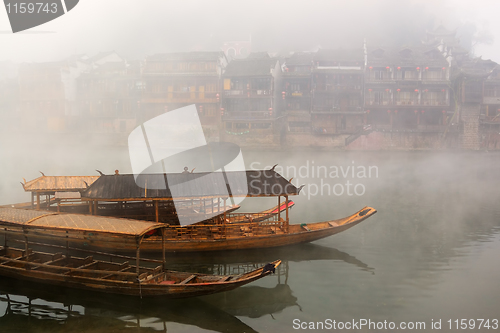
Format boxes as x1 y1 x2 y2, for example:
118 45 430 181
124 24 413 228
0 144 499 332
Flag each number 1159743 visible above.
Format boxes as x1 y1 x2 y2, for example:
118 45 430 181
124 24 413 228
5 2 58 14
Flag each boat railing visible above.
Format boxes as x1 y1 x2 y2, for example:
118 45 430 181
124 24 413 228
164 218 286 240
226 212 279 222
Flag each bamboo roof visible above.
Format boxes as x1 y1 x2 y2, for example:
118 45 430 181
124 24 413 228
81 170 301 201
23 176 99 193
0 208 162 237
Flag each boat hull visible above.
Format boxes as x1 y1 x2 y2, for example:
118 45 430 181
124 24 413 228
0 247 280 298
0 207 376 253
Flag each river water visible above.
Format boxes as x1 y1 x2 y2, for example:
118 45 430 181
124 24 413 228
0 144 499 332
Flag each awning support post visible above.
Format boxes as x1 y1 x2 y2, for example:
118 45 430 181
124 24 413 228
285 195 289 233
135 236 142 298
155 200 159 223
161 228 166 270
23 227 30 270
278 196 281 221
135 238 141 277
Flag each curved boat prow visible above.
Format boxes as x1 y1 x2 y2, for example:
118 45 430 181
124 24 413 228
337 206 377 226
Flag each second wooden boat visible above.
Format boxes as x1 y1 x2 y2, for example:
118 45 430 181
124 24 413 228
0 210 280 298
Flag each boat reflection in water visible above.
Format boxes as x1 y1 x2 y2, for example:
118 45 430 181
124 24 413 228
183 243 374 319
0 244 372 331
0 276 259 333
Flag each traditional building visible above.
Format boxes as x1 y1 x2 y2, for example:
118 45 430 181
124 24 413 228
141 52 226 137
17 56 90 133
365 46 452 133
282 52 313 134
481 64 500 149
220 53 283 143
0 77 19 133
451 58 498 149
77 60 141 136
311 49 365 135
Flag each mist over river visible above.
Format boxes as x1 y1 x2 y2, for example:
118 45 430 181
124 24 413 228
0 144 499 332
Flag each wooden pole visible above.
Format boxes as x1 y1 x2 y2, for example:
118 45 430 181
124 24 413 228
155 200 159 223
66 230 69 259
223 198 227 238
89 200 93 215
136 239 141 277
24 228 29 257
278 196 281 221
94 201 98 215
31 192 34 209
161 228 166 269
285 195 289 233
36 193 40 210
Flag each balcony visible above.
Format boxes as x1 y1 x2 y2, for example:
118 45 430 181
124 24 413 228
421 99 449 106
393 99 418 106
483 96 500 105
366 100 392 106
314 85 362 93
141 91 219 103
285 90 311 97
394 74 420 81
311 105 363 113
365 77 394 82
222 111 275 121
223 89 272 98
421 77 449 84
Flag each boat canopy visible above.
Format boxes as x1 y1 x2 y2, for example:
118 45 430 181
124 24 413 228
81 170 301 201
0 207 163 237
22 176 99 193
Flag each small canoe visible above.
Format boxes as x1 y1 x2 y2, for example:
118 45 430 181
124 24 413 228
0 246 281 298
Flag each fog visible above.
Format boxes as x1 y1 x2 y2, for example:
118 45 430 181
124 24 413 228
0 0 498 62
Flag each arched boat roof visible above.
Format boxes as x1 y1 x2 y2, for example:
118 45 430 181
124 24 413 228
81 170 301 201
0 207 162 237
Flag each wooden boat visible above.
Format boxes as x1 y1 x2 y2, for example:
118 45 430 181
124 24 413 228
0 206 376 253
0 210 280 298
0 276 261 333
7 169 376 253
138 206 377 252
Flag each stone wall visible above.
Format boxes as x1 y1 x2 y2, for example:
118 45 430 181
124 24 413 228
459 105 481 150
220 129 280 148
347 131 446 150
284 132 347 149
